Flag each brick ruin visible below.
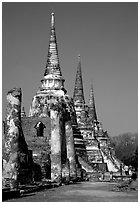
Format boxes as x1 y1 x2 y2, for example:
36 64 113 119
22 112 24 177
2 12 123 189
2 88 31 188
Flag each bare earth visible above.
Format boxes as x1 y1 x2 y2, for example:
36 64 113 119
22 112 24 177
8 181 138 202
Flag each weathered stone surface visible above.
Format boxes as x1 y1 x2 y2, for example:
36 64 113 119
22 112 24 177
28 92 80 182
22 116 51 180
50 109 62 183
3 88 28 189
65 121 77 180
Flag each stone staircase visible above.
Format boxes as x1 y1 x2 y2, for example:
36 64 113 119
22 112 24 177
78 156 94 173
100 148 120 172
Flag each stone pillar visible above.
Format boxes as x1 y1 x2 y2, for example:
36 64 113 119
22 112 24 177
50 108 62 183
65 120 77 181
60 116 70 183
3 88 28 189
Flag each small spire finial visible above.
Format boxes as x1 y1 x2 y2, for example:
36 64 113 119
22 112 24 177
78 54 81 62
51 12 55 27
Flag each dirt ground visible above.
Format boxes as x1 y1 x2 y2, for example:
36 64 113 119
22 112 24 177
7 181 138 202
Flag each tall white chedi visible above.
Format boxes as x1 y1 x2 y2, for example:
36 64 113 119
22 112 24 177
28 13 77 182
29 12 67 117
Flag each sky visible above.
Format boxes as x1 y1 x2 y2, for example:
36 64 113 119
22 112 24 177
2 2 138 136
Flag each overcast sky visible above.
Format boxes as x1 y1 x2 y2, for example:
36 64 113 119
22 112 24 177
2 2 138 136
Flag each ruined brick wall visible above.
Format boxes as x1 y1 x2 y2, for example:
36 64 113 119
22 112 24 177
21 117 51 153
21 116 51 180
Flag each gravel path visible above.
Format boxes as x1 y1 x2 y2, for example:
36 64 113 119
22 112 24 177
7 181 138 202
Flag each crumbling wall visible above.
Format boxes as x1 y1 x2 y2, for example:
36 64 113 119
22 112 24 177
29 93 77 182
2 88 29 189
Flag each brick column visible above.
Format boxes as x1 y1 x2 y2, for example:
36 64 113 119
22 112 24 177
3 88 28 189
65 121 77 181
50 108 62 183
60 116 70 183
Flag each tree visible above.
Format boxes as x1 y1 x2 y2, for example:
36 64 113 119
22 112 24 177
130 147 138 171
110 133 138 169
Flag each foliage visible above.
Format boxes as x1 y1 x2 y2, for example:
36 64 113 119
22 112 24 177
130 147 138 171
110 133 138 170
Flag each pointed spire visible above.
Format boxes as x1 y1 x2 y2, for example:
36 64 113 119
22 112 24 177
88 83 97 121
73 55 85 104
44 12 62 77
